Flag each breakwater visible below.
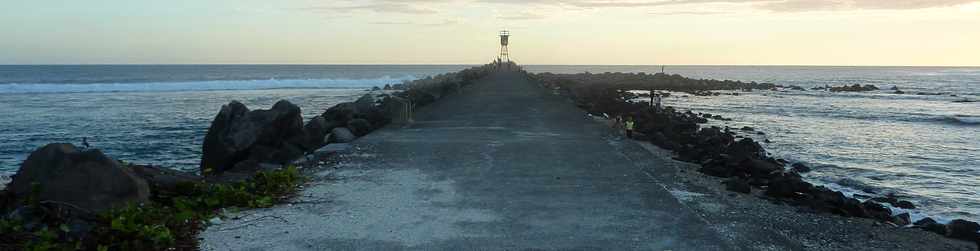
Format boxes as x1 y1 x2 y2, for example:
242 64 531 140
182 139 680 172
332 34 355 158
531 71 980 246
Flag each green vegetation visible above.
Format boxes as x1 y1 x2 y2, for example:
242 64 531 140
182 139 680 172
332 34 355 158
0 166 303 251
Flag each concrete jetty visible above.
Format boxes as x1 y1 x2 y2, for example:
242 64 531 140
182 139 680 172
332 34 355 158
201 71 790 250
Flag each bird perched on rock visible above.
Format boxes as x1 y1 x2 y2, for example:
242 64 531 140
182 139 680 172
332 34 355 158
82 137 90 148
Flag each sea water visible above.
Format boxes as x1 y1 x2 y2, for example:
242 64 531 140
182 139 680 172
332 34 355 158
0 65 470 173
1 65 977 223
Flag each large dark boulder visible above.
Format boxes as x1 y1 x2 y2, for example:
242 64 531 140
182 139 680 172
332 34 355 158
830 84 879 92
739 158 782 179
354 94 376 113
914 218 949 235
838 197 868 218
727 138 764 163
348 118 373 137
356 95 390 128
129 164 201 198
322 102 358 124
862 200 893 222
946 219 980 241
200 100 306 175
329 127 357 143
7 144 150 213
723 178 751 194
294 116 338 150
891 212 911 226
765 173 812 199
790 163 811 173
698 162 734 178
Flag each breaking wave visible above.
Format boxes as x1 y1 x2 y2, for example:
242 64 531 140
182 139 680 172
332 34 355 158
0 76 418 94
942 115 980 125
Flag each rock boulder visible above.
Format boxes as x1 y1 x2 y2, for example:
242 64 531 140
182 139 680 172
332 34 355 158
723 178 751 194
7 143 150 213
329 127 357 143
294 115 338 150
347 118 373 136
200 100 306 175
946 219 980 241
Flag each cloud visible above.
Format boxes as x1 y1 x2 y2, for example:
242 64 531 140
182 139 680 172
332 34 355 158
649 10 732 15
758 0 980 12
301 0 980 20
497 11 547 20
478 0 980 12
302 0 448 15
369 21 414 25
367 19 459 26
477 0 769 8
321 3 438 14
422 19 460 26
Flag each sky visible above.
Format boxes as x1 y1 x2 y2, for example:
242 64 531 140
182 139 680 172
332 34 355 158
1 0 980 66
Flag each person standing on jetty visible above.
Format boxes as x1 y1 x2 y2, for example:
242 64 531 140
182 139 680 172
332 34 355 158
653 93 663 111
624 117 635 139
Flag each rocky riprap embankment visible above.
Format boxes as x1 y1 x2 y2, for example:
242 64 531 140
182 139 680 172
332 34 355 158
0 61 509 250
531 72 980 248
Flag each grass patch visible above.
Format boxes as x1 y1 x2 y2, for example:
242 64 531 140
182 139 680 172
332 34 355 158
0 165 303 251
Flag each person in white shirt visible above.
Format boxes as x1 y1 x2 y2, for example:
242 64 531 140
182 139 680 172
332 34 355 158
653 94 663 110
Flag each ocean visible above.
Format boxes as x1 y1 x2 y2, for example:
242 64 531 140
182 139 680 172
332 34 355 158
1 65 977 223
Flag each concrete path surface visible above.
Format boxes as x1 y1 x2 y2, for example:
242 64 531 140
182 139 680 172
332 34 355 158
201 71 781 250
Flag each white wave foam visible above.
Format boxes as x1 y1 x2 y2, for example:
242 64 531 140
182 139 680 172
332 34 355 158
0 76 419 94
0 174 9 190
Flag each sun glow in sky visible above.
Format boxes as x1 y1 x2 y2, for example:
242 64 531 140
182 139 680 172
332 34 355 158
2 0 980 66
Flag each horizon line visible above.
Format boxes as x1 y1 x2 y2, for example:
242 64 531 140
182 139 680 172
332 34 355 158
1 63 979 68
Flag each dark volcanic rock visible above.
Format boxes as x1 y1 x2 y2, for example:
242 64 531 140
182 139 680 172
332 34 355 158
914 217 938 226
354 94 376 112
914 218 948 235
894 200 916 209
872 196 917 209
322 102 358 124
698 163 733 178
765 173 812 199
320 95 389 135
329 127 357 143
830 84 879 92
296 116 338 150
723 178 751 194
8 143 150 213
946 219 980 241
200 100 306 175
913 217 949 237
862 200 893 222
743 158 782 178
727 138 764 163
891 212 912 226
129 164 201 198
347 118 373 137
795 186 874 219
791 163 811 173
